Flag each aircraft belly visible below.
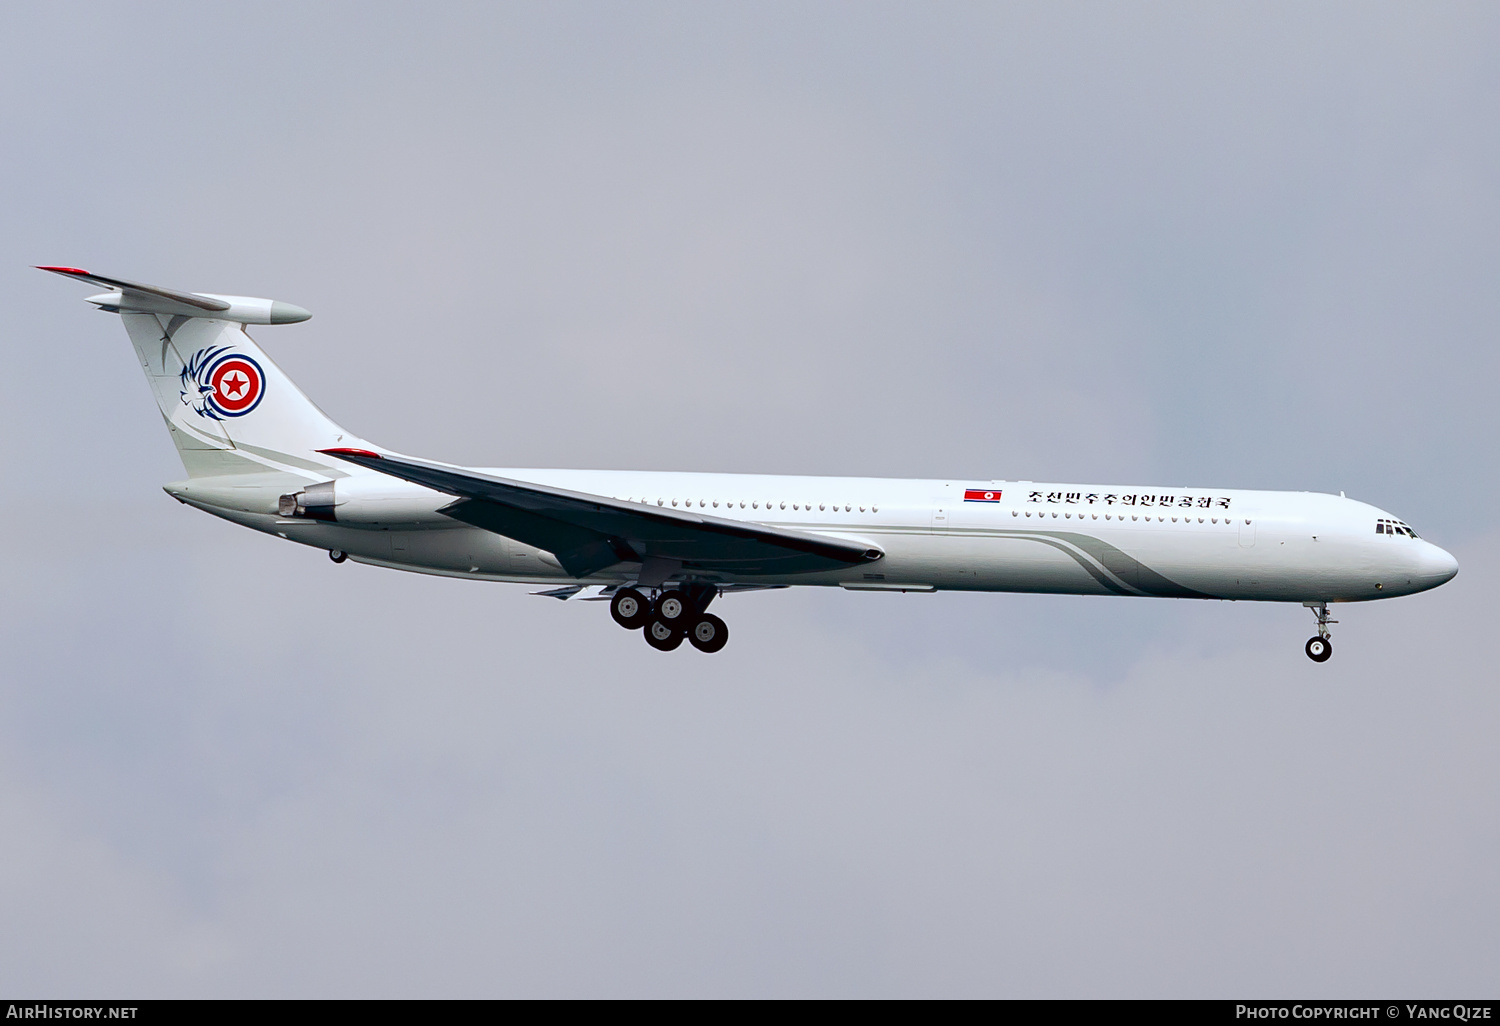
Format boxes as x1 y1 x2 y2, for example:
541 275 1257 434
1136 530 1370 602
1103 527 1322 600
1118 529 1238 598
398 527 508 574
191 504 514 576
186 504 405 564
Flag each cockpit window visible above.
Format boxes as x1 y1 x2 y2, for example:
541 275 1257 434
1376 518 1418 538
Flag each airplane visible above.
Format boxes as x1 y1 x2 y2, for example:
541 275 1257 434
40 266 1459 660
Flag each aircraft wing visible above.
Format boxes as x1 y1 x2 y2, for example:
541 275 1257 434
319 448 884 579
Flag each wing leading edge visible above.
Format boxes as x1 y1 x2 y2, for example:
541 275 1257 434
318 448 884 579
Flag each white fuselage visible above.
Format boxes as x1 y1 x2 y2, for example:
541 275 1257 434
41 266 1456 637
175 469 1459 604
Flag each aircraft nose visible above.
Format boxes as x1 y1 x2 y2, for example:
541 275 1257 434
1421 542 1459 585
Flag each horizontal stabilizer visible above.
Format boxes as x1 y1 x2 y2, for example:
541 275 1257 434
38 266 310 324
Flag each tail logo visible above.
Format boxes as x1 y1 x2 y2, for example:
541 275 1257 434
180 347 265 419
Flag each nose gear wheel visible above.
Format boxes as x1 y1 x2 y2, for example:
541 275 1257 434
1302 602 1337 662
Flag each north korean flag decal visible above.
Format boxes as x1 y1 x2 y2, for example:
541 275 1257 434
205 353 265 417
963 488 1002 502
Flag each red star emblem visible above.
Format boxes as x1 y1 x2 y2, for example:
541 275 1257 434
220 370 249 400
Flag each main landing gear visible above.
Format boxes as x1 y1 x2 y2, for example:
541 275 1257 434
611 584 729 654
1303 601 1337 662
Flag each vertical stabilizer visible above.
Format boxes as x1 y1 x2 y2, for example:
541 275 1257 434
44 267 370 479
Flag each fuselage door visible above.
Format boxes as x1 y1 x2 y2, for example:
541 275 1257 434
932 483 951 531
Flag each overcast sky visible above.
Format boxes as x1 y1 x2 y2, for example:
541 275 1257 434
1 1 1497 997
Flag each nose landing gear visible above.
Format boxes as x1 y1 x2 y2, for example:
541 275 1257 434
1303 601 1337 662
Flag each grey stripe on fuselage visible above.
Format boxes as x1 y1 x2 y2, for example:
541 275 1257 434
1025 530 1215 598
864 525 1216 598
976 529 1215 598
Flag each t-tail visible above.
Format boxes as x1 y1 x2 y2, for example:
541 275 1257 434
40 267 372 486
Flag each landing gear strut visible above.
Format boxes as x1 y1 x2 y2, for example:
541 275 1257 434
614 583 730 653
1303 601 1336 662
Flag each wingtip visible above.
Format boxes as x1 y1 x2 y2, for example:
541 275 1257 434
37 265 91 276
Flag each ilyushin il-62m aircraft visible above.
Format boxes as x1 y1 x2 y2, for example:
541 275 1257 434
43 266 1458 660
